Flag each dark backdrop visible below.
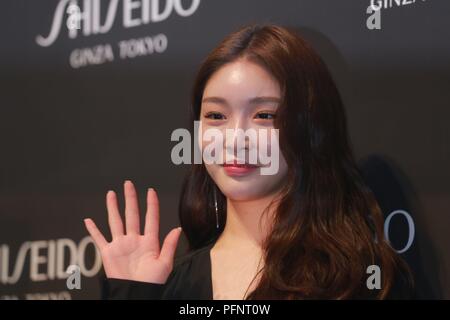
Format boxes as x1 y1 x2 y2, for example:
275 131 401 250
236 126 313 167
0 0 448 299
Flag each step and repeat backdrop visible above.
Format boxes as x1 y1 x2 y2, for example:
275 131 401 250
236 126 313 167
0 0 449 299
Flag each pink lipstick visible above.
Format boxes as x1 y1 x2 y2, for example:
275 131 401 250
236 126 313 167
222 161 259 177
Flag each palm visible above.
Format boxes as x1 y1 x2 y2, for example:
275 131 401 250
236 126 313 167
101 234 166 283
84 181 182 284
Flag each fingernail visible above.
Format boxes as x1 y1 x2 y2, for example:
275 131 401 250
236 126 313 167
148 187 154 192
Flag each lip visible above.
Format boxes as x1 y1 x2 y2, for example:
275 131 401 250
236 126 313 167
221 162 259 177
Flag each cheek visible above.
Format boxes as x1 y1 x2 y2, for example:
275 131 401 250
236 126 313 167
204 162 217 181
200 126 226 164
277 155 288 179
256 127 282 174
197 121 204 151
256 127 278 151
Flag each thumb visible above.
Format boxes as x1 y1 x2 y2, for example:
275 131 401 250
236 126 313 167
159 227 182 267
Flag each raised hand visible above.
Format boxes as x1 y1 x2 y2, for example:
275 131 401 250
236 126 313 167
84 180 182 284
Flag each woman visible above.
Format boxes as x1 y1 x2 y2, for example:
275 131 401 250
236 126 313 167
84 24 414 299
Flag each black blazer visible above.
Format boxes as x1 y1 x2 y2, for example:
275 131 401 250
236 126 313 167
103 241 215 299
102 240 415 300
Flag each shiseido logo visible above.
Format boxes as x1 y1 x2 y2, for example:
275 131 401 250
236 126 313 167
0 237 101 285
36 0 201 47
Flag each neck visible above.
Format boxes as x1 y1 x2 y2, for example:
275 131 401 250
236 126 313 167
216 193 279 250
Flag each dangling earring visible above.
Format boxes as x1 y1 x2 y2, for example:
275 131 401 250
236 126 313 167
213 187 219 229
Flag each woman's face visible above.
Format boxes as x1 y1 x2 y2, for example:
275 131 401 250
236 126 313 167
199 58 288 201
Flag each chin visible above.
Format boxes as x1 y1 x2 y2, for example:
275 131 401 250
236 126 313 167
207 165 285 201
221 188 263 201
216 178 273 201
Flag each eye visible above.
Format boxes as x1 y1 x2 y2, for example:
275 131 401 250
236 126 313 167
255 112 276 120
204 112 226 120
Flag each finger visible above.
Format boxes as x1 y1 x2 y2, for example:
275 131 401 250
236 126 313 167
160 227 182 266
124 180 141 234
84 218 108 250
144 188 159 239
106 190 124 239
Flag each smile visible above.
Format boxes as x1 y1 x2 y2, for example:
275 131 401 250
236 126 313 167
221 162 259 177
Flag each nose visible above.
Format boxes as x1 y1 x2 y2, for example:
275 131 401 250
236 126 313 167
224 116 250 157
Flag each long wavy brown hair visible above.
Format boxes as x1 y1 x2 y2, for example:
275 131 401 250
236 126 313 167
178 24 413 299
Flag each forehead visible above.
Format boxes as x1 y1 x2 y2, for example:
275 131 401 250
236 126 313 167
203 58 281 100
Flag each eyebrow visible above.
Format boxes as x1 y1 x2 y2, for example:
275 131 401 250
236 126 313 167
201 96 281 106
